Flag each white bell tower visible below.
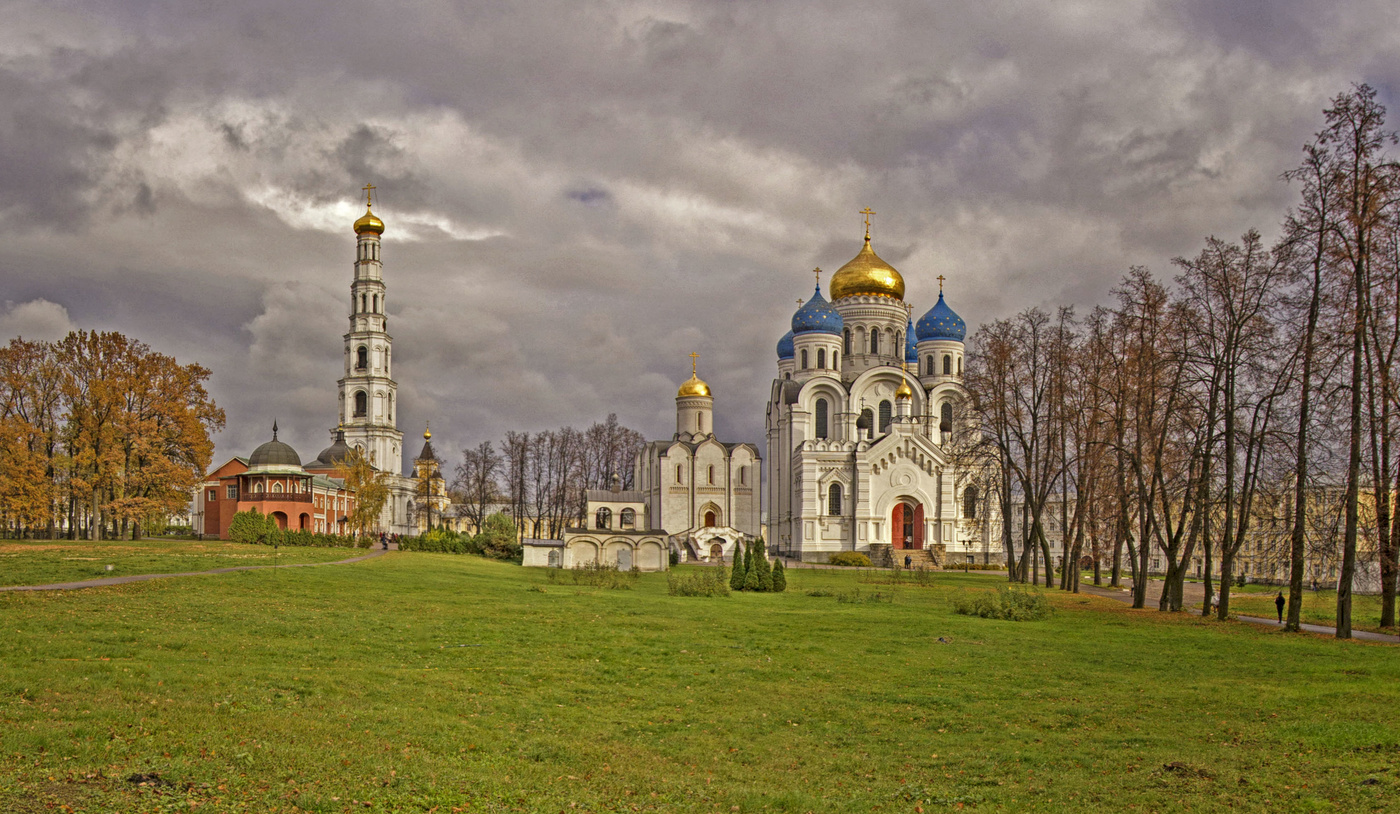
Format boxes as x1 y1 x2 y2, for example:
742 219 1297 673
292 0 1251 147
337 183 404 473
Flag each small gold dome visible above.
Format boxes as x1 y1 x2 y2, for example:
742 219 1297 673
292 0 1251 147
423 422 432 441
677 374 712 398
895 378 914 399
354 207 385 235
829 236 905 300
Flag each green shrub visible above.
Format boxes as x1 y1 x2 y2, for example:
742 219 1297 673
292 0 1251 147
730 544 747 591
950 587 1053 621
828 551 872 567
771 558 787 592
476 513 522 561
562 561 638 590
667 568 731 597
227 508 272 545
743 560 760 591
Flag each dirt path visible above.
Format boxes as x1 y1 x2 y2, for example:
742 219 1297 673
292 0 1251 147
0 549 389 593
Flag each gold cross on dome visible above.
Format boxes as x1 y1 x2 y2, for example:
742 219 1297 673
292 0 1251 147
937 274 946 292
363 183 376 208
813 267 823 288
797 298 804 307
860 207 876 238
689 351 699 376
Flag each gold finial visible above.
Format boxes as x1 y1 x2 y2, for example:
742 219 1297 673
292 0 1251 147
859 207 876 239
937 274 946 293
689 351 699 377
424 420 431 441
363 183 376 209
797 298 804 307
813 267 822 288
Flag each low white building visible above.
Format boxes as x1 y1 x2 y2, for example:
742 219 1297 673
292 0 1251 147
522 486 669 571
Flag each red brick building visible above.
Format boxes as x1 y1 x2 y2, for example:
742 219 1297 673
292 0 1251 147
195 424 357 539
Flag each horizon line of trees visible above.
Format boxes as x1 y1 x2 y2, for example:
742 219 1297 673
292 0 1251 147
452 413 646 541
961 84 1400 639
0 331 225 540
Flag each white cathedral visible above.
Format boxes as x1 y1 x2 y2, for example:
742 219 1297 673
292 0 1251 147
766 221 995 566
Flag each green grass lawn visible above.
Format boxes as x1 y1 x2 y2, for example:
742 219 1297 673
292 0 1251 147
0 538 363 588
2 556 1397 813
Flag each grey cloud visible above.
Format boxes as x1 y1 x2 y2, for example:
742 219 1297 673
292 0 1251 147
3 0 1398 474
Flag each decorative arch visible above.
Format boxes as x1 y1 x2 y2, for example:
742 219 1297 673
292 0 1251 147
815 398 829 439
595 507 612 530
620 508 636 529
700 502 722 528
943 354 952 375
356 345 368 370
817 348 826 369
827 483 843 516
354 390 368 417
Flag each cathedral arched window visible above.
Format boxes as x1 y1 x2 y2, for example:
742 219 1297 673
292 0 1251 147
677 464 684 483
356 346 368 370
708 465 715 485
964 485 980 520
272 482 283 494
739 466 747 486
801 349 808 370
843 329 851 355
828 483 842 516
896 331 902 352
596 508 612 529
815 398 829 439
943 355 952 376
697 413 703 432
861 408 874 440
833 351 839 368
620 508 636 529
354 391 368 417
372 294 379 313
958 357 963 375
870 330 879 354
879 400 892 433
817 348 826 369
926 355 935 376
940 402 954 438
360 294 367 313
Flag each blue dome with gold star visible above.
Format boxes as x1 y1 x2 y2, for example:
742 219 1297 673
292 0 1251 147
777 329 795 359
791 285 843 336
916 292 966 342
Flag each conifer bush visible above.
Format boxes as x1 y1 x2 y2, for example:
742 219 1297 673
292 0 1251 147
729 544 747 591
771 558 787 592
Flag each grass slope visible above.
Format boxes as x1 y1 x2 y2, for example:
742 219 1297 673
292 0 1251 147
0 539 360 587
1 556 1397 813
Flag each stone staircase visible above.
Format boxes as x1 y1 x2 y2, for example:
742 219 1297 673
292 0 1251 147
867 545 941 569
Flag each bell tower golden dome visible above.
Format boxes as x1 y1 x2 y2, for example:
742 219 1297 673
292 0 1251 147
828 207 904 301
354 183 385 235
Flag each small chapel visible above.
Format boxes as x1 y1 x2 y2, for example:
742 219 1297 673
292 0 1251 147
766 211 998 566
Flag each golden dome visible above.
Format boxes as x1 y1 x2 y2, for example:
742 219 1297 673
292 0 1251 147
829 236 904 300
895 378 914 399
677 374 712 398
423 422 432 441
354 207 385 235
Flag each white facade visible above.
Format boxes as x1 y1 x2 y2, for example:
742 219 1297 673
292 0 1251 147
766 234 996 565
634 366 762 561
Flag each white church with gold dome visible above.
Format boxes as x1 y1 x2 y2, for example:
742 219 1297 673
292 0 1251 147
766 214 995 566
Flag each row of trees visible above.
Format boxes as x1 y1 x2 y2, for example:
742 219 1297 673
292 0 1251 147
962 84 1400 637
0 331 225 539
453 414 646 540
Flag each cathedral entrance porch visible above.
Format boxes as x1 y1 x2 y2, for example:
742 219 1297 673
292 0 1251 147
891 501 925 550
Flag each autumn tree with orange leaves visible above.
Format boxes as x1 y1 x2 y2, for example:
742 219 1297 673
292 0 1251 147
0 331 224 540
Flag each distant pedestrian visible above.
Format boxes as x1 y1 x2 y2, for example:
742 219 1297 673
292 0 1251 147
904 554 912 568
1275 591 1285 623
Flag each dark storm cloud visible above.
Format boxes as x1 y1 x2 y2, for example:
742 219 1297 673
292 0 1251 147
3 0 1398 473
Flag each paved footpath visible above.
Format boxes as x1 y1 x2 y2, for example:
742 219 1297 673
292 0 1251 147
1077 581 1400 643
0 549 389 593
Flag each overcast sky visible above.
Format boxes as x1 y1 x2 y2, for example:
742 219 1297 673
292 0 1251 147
3 0 1399 474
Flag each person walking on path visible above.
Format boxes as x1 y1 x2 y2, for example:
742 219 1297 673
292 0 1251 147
1275 591 1286 623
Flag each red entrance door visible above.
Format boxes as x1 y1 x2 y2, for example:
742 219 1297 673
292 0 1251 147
892 502 924 550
